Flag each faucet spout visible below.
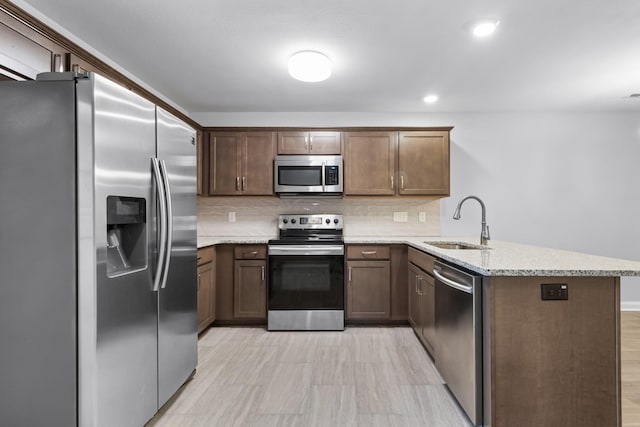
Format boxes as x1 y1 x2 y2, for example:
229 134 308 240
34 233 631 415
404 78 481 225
452 195 491 246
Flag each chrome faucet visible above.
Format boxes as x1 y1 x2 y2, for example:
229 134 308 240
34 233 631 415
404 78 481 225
453 195 491 246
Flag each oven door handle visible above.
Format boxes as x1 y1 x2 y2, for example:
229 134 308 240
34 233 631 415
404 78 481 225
268 245 344 256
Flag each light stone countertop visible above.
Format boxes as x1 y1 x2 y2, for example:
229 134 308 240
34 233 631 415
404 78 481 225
197 235 274 248
347 236 640 277
198 235 640 277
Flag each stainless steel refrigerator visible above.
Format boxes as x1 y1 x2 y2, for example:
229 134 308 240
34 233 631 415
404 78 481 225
0 72 198 427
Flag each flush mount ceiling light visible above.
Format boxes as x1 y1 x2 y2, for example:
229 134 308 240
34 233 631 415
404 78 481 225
423 94 439 104
472 20 499 37
288 51 332 82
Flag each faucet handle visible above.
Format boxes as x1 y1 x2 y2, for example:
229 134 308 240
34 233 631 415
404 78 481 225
485 225 490 240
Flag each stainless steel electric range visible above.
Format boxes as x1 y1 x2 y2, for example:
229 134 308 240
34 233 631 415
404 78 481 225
267 214 345 331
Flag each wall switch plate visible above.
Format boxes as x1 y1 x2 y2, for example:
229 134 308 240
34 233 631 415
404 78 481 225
393 212 408 222
228 212 236 222
541 283 568 300
419 212 426 223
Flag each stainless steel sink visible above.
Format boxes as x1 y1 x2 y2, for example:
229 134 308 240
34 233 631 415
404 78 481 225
425 241 490 250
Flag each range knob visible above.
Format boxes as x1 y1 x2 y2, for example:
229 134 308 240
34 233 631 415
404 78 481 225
291 218 297 224
325 218 331 224
334 218 340 224
283 218 288 224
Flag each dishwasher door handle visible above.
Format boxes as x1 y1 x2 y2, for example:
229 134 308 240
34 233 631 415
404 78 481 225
433 269 473 294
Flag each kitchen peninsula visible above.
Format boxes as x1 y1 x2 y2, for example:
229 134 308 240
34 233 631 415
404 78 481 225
198 235 640 426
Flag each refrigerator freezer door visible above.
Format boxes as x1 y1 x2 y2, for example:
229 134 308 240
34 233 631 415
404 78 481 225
79 74 159 427
0 79 78 427
156 107 198 407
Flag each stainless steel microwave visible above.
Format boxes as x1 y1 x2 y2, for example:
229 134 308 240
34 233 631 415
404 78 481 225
274 155 343 196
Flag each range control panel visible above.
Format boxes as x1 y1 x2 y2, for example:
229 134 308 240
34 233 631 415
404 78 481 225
278 214 343 230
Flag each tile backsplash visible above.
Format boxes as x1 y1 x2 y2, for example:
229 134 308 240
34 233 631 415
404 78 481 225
198 196 441 237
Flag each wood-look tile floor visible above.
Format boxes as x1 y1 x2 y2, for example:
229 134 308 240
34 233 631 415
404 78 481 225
146 326 470 427
147 313 640 427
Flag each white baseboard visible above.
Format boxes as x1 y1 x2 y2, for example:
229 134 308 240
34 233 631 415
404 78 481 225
621 301 640 311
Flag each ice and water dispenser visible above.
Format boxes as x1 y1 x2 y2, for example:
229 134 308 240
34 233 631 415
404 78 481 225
106 196 147 277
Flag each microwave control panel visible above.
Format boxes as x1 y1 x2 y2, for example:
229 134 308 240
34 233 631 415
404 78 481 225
325 166 339 185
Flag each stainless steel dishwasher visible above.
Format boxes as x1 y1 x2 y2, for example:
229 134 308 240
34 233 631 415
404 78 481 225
433 260 483 427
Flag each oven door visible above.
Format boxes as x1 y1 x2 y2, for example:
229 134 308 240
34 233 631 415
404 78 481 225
268 245 344 310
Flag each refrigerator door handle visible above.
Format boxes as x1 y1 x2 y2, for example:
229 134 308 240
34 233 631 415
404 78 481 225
152 157 168 292
159 159 173 289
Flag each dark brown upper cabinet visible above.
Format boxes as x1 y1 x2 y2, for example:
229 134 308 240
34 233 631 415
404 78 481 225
277 131 342 155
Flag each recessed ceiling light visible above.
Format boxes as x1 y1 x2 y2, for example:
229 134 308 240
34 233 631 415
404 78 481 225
472 20 499 37
423 95 438 104
288 51 332 82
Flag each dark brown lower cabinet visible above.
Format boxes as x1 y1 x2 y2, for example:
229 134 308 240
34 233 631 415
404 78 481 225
408 248 436 356
213 244 267 323
347 260 391 319
233 259 267 319
197 247 215 332
345 244 407 322
485 276 620 427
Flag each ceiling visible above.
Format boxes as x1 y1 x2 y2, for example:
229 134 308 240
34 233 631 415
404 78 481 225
15 0 640 113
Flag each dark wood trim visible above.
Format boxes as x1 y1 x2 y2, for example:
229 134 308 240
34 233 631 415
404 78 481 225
0 0 201 130
205 126 454 132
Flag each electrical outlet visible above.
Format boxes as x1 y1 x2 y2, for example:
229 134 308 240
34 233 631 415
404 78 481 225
228 212 236 222
541 283 568 300
419 212 426 223
393 212 408 222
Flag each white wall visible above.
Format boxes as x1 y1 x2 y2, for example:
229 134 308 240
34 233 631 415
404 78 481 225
194 111 640 306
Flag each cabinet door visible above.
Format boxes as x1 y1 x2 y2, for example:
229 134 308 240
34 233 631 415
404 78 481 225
398 131 450 195
309 131 341 154
344 132 397 195
209 132 242 195
197 261 213 332
242 132 276 195
234 260 267 319
277 131 309 154
347 260 390 320
390 245 408 321
215 245 235 321
420 273 436 352
408 263 423 333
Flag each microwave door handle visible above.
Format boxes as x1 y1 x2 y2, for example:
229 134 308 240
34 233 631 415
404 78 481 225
322 161 326 192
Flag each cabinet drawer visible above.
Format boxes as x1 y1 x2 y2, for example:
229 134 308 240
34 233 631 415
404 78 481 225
347 245 390 260
197 246 214 266
234 245 267 260
408 247 435 273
